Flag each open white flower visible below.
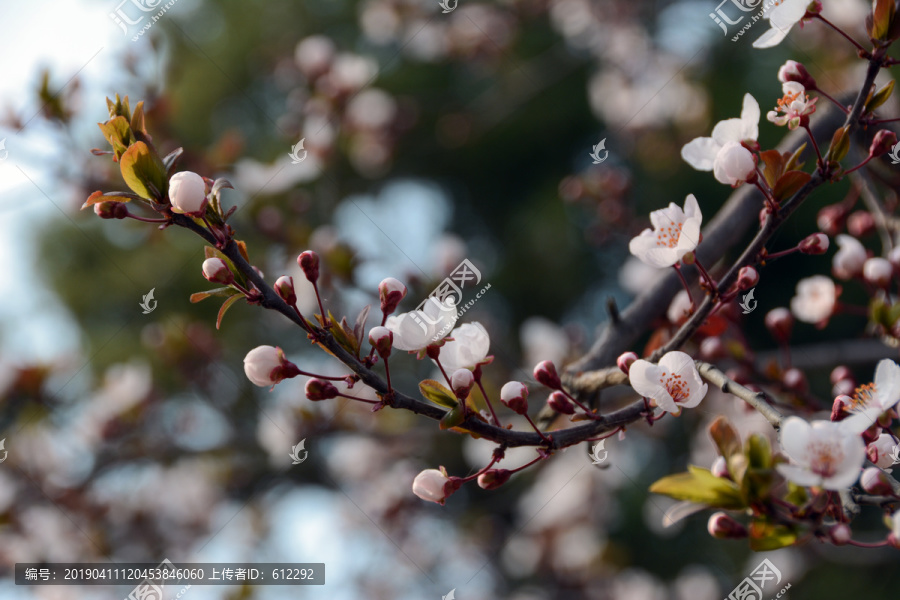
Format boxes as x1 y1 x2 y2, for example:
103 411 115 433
776 417 866 490
767 82 817 130
628 194 703 268
628 351 708 416
681 94 759 185
752 0 814 49
789 275 835 324
437 322 490 372
385 299 455 352
843 359 900 434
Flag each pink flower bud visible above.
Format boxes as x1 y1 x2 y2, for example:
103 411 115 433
699 337 727 361
737 265 759 290
817 204 847 236
833 234 867 280
764 307 793 342
305 378 340 401
782 368 808 394
534 360 562 390
368 326 393 358
450 368 475 399
412 468 461 505
867 433 898 468
707 512 747 539
777 60 816 89
863 257 893 288
711 455 730 479
93 201 129 219
274 275 297 305
500 381 529 415
847 211 875 238
714 142 756 186
829 523 852 545
378 277 407 315
297 250 320 283
832 379 855 398
547 390 575 415
860 467 895 495
890 246 900 269
830 365 854 385
617 352 638 374
202 257 234 285
243 345 301 387
870 129 898 158
831 395 850 421
477 468 512 490
798 232 829 255
169 171 208 214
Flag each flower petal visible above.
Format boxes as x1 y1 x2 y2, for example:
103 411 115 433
711 118 745 146
752 26 788 49
874 359 900 411
776 463 821 487
779 416 813 465
681 137 719 171
740 94 760 141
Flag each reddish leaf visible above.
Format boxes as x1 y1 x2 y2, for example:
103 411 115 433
216 294 244 330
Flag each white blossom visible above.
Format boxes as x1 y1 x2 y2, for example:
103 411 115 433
628 351 708 416
438 322 490 372
776 417 865 490
843 359 900 434
628 194 703 268
681 94 759 186
753 0 813 49
789 275 835 324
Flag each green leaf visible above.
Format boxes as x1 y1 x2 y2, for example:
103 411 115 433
747 434 772 469
784 143 806 172
773 171 812 203
649 466 746 509
826 126 850 163
326 312 360 356
119 141 166 200
216 293 244 330
872 0 895 41
97 116 134 160
440 404 466 430
130 100 147 136
190 287 234 303
81 190 143 209
749 519 798 551
868 80 895 112
419 379 458 409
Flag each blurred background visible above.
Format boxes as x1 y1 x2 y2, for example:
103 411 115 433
0 0 898 598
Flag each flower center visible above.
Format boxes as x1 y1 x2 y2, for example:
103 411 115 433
850 382 876 411
655 221 684 249
808 440 843 478
777 90 802 109
661 369 690 403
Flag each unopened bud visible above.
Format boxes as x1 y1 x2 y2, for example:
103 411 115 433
378 277 407 314
699 337 727 361
298 250 320 283
202 257 234 285
305 378 340 401
274 275 296 305
777 60 816 89
863 257 893 288
534 360 562 390
617 352 638 374
782 368 808 394
860 467 895 495
890 246 900 269
847 211 876 238
832 379 855 398
798 232 829 255
93 201 129 219
450 368 475 399
764 307 793 342
547 390 575 415
477 468 512 490
831 395 850 421
368 326 393 359
737 266 759 290
707 512 747 539
169 171 208 214
500 381 530 415
829 523 852 545
830 365 854 385
817 204 847 236
712 455 730 479
870 129 898 158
